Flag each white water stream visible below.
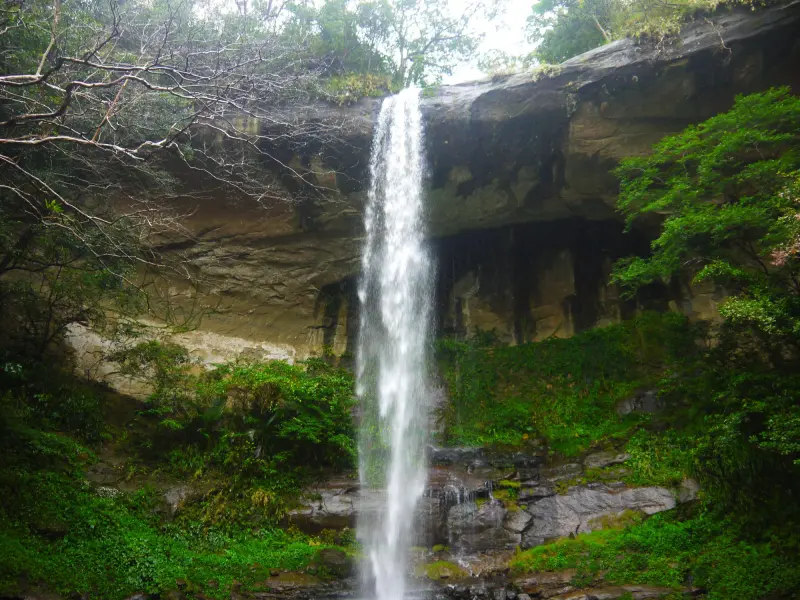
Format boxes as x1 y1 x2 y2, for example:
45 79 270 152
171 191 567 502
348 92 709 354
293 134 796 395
356 87 432 600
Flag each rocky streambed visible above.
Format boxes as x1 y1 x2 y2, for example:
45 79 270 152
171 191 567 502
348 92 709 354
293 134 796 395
290 445 694 554
280 444 699 600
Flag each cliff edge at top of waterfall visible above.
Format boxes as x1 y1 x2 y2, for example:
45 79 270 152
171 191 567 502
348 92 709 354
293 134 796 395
325 1 800 132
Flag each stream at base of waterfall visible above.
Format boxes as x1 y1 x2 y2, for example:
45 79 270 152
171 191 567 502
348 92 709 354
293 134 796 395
356 87 433 600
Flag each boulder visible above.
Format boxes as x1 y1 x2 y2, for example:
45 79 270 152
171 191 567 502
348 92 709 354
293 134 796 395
548 585 677 600
315 548 354 577
514 570 577 598
521 485 676 549
678 478 701 504
504 509 533 534
616 390 663 416
447 501 520 552
288 479 382 531
518 482 557 502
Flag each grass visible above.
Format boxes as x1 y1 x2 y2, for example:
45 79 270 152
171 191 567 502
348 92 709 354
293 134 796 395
510 511 800 598
0 459 348 600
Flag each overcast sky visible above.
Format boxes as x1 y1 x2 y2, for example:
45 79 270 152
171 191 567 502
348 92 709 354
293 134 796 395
442 0 536 84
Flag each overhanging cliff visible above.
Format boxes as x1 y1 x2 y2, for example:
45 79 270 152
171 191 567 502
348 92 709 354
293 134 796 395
72 2 800 364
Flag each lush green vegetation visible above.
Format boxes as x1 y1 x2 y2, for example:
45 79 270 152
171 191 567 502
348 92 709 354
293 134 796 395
0 354 356 599
455 88 800 599
1 0 799 593
0 432 349 599
436 312 700 454
510 511 800 599
111 343 356 480
614 87 800 528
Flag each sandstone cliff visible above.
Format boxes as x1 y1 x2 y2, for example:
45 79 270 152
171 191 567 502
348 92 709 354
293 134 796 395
74 2 800 365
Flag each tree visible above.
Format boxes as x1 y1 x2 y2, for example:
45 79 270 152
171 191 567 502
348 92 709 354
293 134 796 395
0 0 342 358
365 0 499 86
612 87 800 525
526 0 613 64
287 0 498 87
284 0 391 76
613 87 800 311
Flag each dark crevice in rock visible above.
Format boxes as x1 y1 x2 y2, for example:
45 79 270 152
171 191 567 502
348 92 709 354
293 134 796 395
433 219 657 341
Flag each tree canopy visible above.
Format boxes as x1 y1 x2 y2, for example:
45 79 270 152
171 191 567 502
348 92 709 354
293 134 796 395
286 0 497 87
613 87 800 521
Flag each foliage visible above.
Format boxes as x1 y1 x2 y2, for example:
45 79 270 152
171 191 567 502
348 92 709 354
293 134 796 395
288 0 497 87
0 215 144 358
196 358 356 471
364 0 498 86
109 344 356 483
0 449 347 600
436 312 700 454
526 0 767 64
623 429 693 488
324 73 396 105
0 358 108 444
111 341 193 417
286 0 393 77
613 88 800 529
526 0 610 64
0 357 354 599
613 87 800 299
509 511 800 598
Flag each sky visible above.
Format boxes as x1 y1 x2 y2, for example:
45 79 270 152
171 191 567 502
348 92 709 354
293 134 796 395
442 0 537 84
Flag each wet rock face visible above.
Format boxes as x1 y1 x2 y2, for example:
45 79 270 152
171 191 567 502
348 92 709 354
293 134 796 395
287 478 381 532
292 448 691 554
427 463 678 553
447 501 521 552
583 451 631 470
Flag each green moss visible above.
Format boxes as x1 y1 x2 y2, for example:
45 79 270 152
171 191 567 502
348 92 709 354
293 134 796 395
497 479 521 489
431 544 449 553
586 509 644 531
416 561 468 580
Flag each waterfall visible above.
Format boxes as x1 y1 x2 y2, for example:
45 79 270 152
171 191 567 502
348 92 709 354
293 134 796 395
356 87 432 600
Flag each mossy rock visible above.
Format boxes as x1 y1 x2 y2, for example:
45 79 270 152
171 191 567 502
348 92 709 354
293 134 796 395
314 548 354 578
587 509 644 531
416 561 468 580
497 480 521 489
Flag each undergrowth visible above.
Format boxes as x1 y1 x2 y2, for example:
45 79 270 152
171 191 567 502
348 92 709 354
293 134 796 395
0 419 351 599
0 356 357 599
436 312 701 454
510 510 800 599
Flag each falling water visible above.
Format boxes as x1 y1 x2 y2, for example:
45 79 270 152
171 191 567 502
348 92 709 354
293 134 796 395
356 87 432 600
